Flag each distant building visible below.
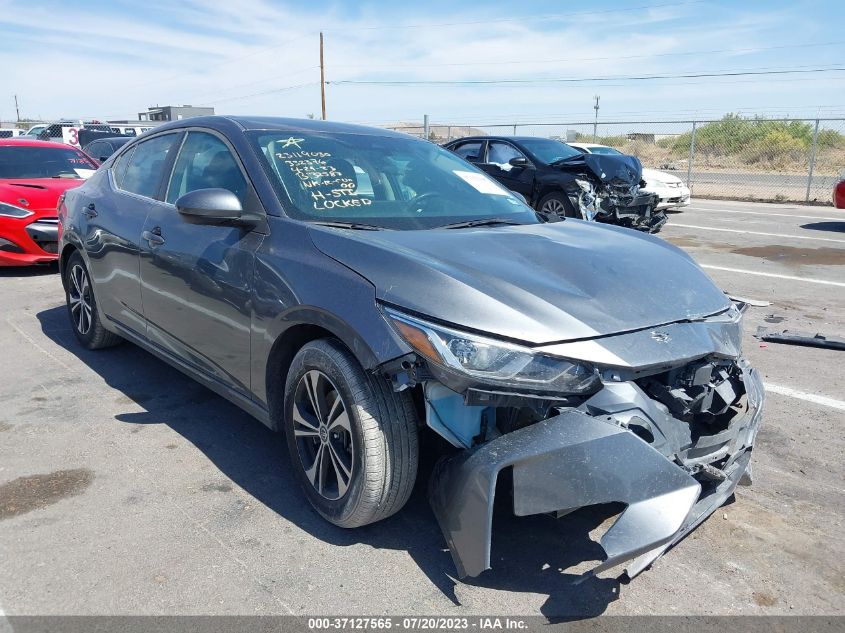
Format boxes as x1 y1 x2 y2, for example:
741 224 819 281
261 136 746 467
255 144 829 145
626 132 655 143
138 105 214 122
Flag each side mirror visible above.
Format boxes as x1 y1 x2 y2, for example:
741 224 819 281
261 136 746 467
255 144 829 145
509 157 530 167
175 188 258 228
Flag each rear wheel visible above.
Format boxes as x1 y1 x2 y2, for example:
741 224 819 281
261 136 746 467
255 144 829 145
283 339 419 528
64 252 122 350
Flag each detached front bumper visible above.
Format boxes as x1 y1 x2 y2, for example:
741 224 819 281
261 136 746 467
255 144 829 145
429 367 763 579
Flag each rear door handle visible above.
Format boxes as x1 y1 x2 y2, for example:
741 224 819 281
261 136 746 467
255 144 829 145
142 229 165 247
82 203 97 218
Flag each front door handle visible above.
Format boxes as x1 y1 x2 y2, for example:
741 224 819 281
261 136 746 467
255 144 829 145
142 229 165 247
82 203 97 218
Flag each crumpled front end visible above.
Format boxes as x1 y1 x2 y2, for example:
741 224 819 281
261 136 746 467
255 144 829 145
421 308 764 579
553 153 667 233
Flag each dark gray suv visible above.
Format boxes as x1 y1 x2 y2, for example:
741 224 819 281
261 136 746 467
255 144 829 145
58 116 763 580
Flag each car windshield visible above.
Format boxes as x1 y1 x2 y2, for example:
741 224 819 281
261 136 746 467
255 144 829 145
586 145 623 155
0 145 98 179
249 131 539 230
518 139 582 165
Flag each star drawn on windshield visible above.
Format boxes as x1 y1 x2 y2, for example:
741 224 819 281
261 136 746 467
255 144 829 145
281 137 305 149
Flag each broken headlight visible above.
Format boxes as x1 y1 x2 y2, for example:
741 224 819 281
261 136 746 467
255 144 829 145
385 308 599 394
573 179 599 221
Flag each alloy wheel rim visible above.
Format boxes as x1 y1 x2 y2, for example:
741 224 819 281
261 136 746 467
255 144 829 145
542 198 566 215
292 370 354 500
68 264 93 335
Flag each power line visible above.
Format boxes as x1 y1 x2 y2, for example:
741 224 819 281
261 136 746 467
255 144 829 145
330 40 845 69
177 66 318 106
328 66 845 87
195 82 318 106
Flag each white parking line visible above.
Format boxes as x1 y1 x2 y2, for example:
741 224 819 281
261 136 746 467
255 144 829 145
764 383 845 412
670 224 845 244
0 601 13 633
694 209 842 222
701 265 845 287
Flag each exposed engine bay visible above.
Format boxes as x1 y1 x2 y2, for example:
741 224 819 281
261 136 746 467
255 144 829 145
380 302 762 579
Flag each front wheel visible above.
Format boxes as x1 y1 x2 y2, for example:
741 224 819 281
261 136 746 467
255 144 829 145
64 252 122 350
283 339 419 528
536 192 578 221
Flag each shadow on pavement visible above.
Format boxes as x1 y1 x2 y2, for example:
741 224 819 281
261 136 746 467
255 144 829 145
800 221 844 233
0 262 58 278
37 304 621 619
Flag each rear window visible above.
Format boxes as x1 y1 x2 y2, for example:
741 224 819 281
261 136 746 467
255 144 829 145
0 145 97 179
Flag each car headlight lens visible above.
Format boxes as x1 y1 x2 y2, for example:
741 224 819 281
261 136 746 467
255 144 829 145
385 308 599 394
0 201 33 219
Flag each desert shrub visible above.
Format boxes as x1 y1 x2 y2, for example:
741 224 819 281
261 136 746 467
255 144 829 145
740 129 807 168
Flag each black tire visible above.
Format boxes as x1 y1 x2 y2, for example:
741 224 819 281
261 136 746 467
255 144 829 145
536 191 578 221
283 339 418 528
64 251 122 350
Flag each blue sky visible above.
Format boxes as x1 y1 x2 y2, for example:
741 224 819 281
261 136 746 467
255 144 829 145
2 0 844 125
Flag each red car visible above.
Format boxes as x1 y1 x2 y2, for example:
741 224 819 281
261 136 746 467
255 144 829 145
835 170 845 209
0 139 97 266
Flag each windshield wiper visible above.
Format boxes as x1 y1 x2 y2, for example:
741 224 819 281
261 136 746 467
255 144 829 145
438 218 525 230
309 220 386 231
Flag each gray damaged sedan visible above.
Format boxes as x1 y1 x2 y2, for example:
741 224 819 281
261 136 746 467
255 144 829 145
58 116 764 580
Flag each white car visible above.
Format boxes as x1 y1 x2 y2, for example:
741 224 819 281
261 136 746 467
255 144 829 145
568 142 691 211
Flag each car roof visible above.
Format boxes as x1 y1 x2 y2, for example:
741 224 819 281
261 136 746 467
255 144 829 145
568 142 606 148
0 138 77 149
448 135 567 143
149 115 411 139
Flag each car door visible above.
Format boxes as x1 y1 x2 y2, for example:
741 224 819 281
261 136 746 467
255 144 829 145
82 132 182 335
138 129 264 395
479 140 535 199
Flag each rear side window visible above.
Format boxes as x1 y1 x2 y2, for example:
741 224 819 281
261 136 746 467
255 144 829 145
112 146 135 188
452 140 483 161
166 131 248 205
120 134 179 199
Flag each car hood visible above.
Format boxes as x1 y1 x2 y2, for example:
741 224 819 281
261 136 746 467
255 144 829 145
642 168 682 185
0 178 85 213
557 153 643 186
309 220 731 345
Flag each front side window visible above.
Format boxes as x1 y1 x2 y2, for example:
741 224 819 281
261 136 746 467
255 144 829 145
166 131 248 205
119 134 179 199
486 142 526 168
0 145 97 179
251 131 537 230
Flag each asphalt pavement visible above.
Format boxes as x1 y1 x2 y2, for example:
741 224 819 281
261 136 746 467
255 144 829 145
0 199 843 619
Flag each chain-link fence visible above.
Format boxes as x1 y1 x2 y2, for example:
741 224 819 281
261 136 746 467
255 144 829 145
384 116 845 204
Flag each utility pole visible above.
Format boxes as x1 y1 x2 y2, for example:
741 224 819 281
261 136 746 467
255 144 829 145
592 95 600 141
319 32 327 120
14 95 20 122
